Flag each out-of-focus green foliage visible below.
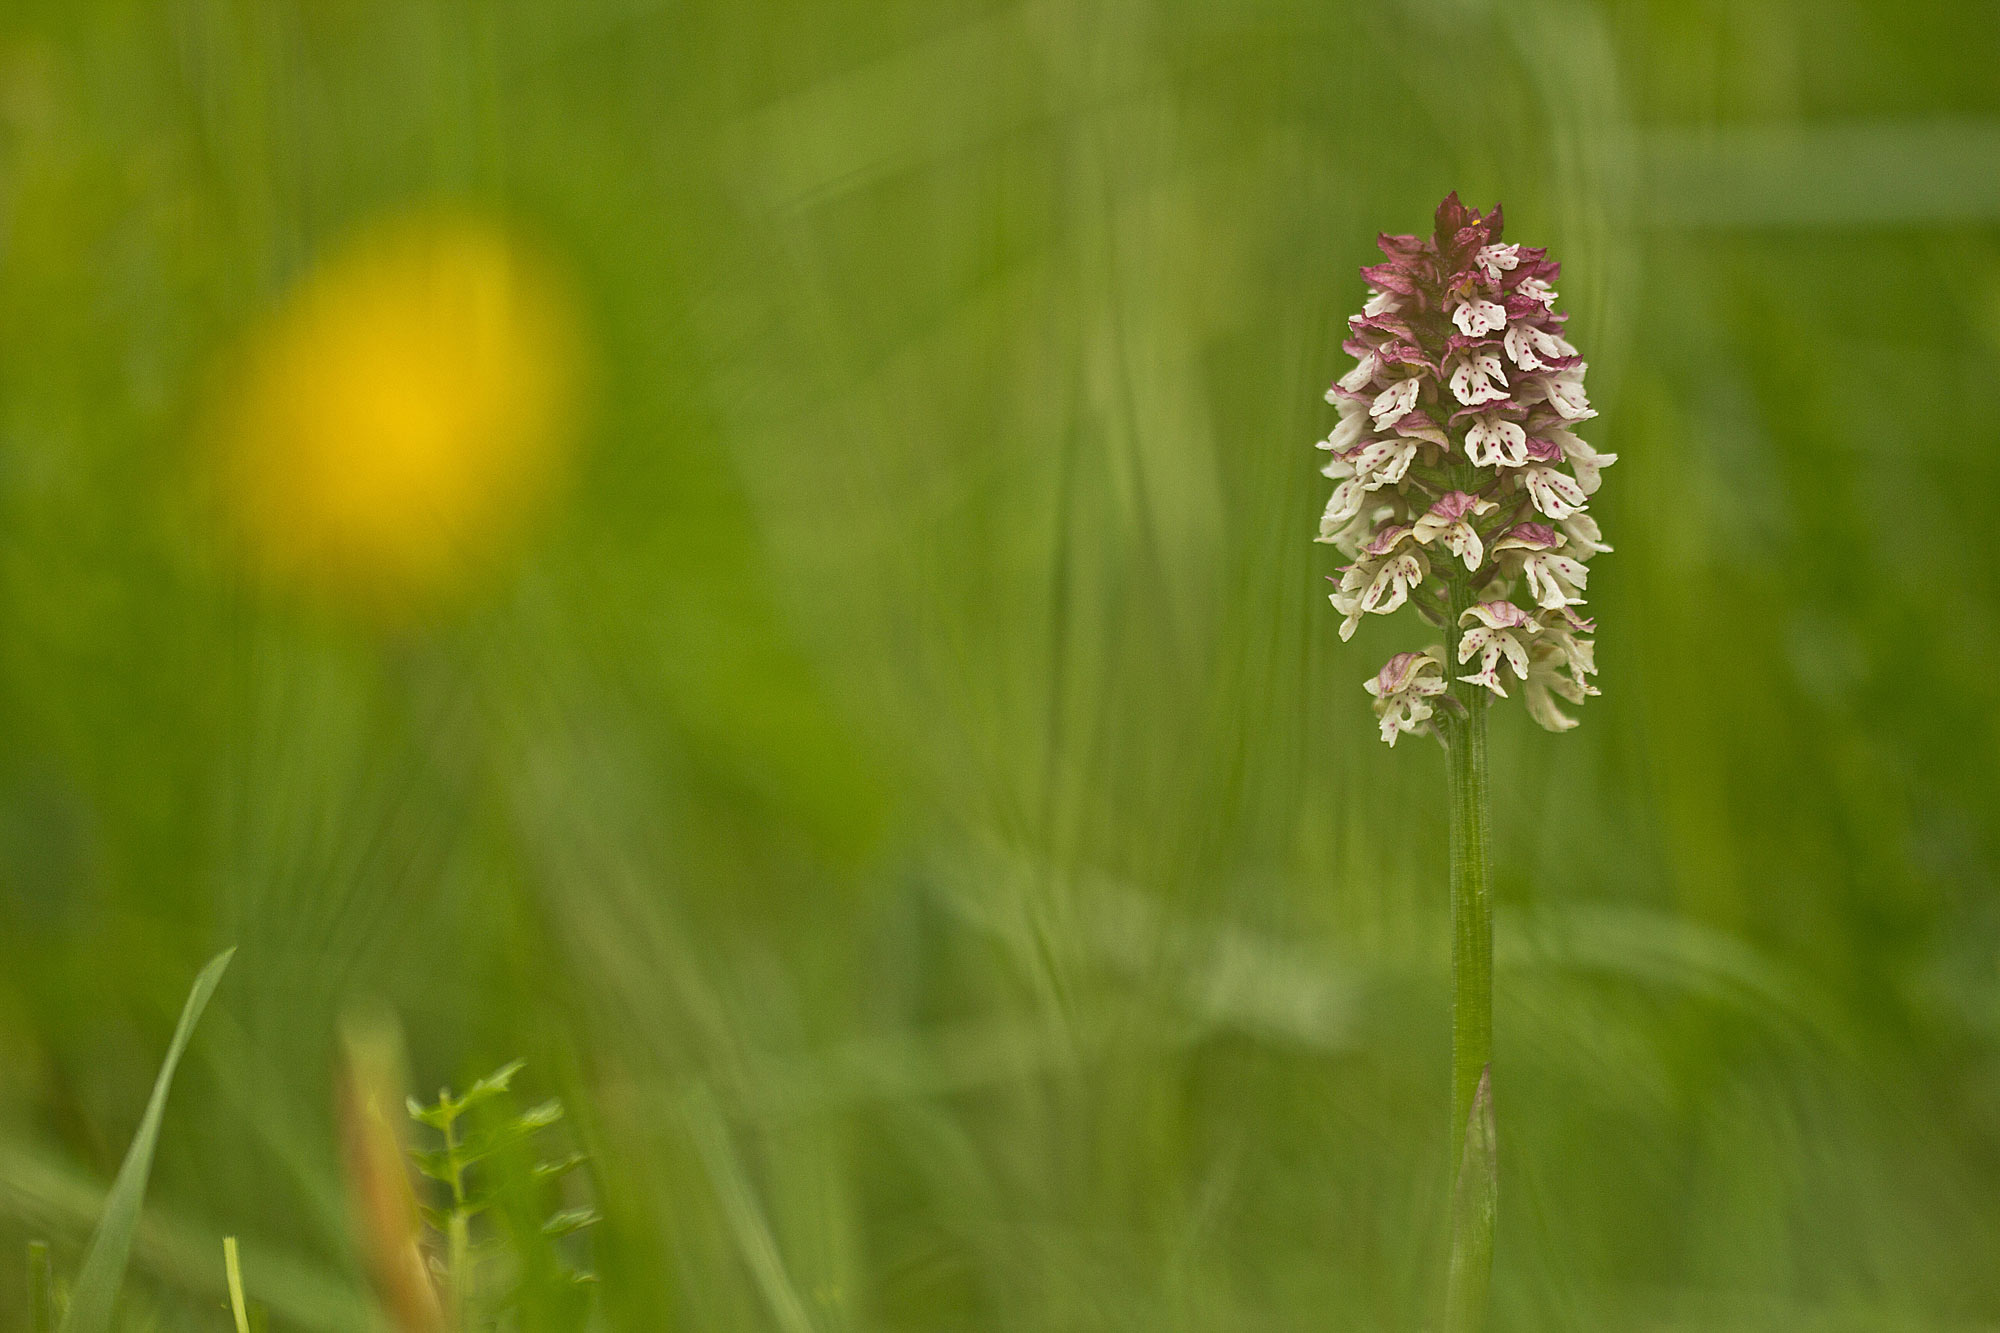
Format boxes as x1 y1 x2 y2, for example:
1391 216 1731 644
3 0 2000 1327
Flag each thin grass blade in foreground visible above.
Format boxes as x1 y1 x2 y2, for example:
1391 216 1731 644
224 1237 252 1333
58 948 235 1333
29 1239 55 1333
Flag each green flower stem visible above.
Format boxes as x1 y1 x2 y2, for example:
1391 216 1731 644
1442 564 1496 1332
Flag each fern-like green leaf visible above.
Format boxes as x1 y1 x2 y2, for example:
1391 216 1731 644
407 1096 462 1130
532 1154 588 1180
453 1108 563 1167
515 1100 564 1131
541 1207 601 1238
408 1148 456 1182
463 1060 527 1104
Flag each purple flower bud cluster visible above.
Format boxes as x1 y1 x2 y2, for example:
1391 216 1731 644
1317 194 1613 745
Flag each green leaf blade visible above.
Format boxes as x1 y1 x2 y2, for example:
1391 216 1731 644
1443 1064 1497 1333
57 947 234 1333
223 1236 251 1333
28 1240 55 1333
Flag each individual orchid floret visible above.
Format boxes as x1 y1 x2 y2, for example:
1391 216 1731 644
1523 639 1598 732
1520 465 1588 520
1548 428 1617 494
1539 374 1593 421
1318 481 1367 541
1365 649 1448 746
1414 491 1497 570
1349 437 1418 489
1355 527 1428 604
1448 352 1509 407
1456 600 1538 697
1464 413 1530 469
1517 276 1557 308
1559 510 1611 558
1533 606 1598 680
1327 530 1430 641
1312 192 1609 742
1323 499 1395 560
1451 299 1507 338
1503 322 1573 372
1360 551 1428 620
1515 606 1599 731
1319 406 1369 453
1370 377 1423 428
1492 523 1588 609
1474 243 1520 282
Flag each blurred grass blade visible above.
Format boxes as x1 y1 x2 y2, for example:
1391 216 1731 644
1443 1065 1496 1333
29 1240 55 1333
224 1237 251 1333
58 948 235 1333
683 1084 817 1333
336 1014 444 1333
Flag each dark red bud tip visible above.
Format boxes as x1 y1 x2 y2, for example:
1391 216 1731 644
1434 191 1472 241
1433 192 1506 252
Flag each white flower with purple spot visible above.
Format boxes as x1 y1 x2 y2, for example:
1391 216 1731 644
1520 465 1589 520
1449 353 1510 407
1517 276 1556 307
1414 491 1497 571
1503 322 1574 372
1559 511 1611 558
1349 437 1417 489
1464 414 1529 469
1327 528 1429 640
1370 377 1422 428
1492 523 1588 609
1456 600 1538 698
1540 374 1593 421
1366 650 1448 746
1534 606 1597 679
1451 299 1507 338
1523 641 1596 732
1549 427 1616 494
1474 243 1520 282
1316 478 1371 542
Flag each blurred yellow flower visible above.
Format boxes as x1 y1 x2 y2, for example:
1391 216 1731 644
218 211 583 614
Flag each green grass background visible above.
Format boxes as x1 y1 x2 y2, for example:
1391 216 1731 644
5 0 2000 1327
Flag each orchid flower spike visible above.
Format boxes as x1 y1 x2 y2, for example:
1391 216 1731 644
1315 193 1611 743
